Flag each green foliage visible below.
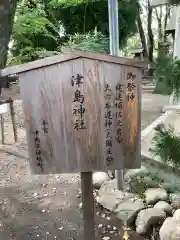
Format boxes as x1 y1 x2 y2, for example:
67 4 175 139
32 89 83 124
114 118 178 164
150 124 180 167
129 173 164 199
130 175 148 199
154 55 180 99
169 0 180 4
11 0 61 63
11 0 139 64
7 48 59 66
64 29 109 53
163 181 180 194
48 0 139 46
154 55 174 95
171 59 180 101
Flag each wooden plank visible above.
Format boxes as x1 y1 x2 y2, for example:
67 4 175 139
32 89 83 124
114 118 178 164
81 172 95 240
62 48 150 69
1 115 4 144
1 51 149 78
0 54 81 77
9 99 18 142
123 66 141 169
150 0 168 7
102 61 125 170
19 58 141 174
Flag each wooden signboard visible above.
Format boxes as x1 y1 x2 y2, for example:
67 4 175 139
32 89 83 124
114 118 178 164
0 103 8 114
1 51 143 174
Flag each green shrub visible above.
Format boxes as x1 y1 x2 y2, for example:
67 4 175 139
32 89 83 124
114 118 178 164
154 56 180 100
171 59 180 101
63 29 109 53
150 124 180 167
154 55 174 95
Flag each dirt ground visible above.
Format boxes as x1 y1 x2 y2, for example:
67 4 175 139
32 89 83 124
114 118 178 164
0 84 169 240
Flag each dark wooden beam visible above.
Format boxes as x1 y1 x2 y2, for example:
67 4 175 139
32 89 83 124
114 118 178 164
0 99 12 105
0 75 18 83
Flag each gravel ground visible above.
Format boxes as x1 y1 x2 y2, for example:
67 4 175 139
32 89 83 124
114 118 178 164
0 84 169 240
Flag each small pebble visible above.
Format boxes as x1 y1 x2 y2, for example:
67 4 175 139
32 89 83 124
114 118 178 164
106 216 111 221
42 209 46 213
98 224 103 228
107 225 111 229
113 226 117 231
46 232 49 235
58 227 63 231
101 213 106 219
102 237 110 240
36 234 40 237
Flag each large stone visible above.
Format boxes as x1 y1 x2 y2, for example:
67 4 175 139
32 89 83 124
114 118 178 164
145 188 168 205
136 208 166 235
124 166 149 182
160 217 180 240
170 193 180 209
115 198 145 225
173 209 180 221
154 201 173 215
97 179 135 212
92 172 110 189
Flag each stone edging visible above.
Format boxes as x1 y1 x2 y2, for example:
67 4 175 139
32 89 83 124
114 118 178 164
141 109 180 179
141 154 180 177
141 110 173 139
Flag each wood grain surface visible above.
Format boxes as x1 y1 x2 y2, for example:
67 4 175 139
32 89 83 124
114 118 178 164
19 58 141 174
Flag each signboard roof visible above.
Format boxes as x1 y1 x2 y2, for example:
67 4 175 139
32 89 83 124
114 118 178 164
1 49 148 78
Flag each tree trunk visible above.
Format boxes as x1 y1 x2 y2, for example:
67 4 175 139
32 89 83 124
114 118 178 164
136 9 148 58
164 5 170 42
155 7 163 57
0 0 17 69
0 0 17 92
147 0 154 63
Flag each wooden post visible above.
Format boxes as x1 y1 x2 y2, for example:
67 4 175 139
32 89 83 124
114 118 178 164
0 115 4 144
81 172 95 240
9 98 18 142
